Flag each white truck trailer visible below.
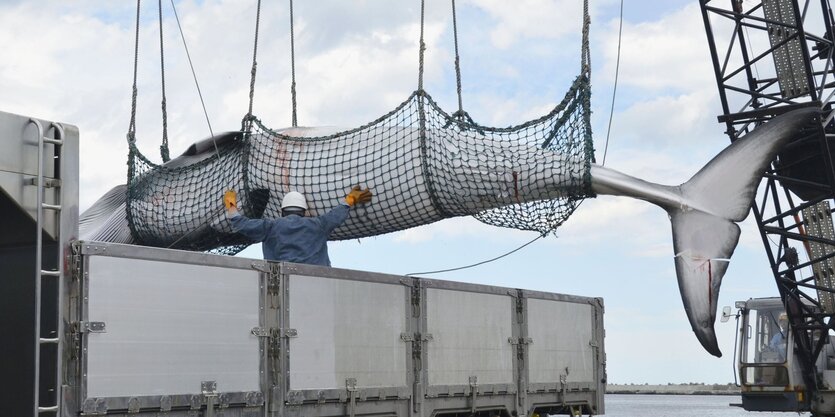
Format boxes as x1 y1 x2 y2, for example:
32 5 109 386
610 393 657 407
0 109 606 417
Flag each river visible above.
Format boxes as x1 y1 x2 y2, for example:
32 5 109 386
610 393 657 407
601 394 810 416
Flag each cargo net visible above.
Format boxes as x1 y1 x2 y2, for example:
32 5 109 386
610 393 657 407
125 76 594 255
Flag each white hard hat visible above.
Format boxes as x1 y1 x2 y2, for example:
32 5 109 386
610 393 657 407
281 191 308 211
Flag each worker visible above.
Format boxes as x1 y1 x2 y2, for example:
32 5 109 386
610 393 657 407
768 313 789 361
223 186 372 266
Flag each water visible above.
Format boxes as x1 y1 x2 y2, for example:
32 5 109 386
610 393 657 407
601 394 810 416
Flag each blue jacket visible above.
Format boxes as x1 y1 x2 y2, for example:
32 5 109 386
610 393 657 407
230 204 350 266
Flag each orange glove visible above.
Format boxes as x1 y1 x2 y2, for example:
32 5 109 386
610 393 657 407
223 189 237 211
345 185 373 206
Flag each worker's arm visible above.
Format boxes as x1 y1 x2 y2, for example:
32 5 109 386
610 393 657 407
225 189 271 242
229 212 272 242
317 186 373 233
317 204 350 234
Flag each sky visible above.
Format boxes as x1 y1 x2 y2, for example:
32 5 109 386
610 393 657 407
0 0 795 384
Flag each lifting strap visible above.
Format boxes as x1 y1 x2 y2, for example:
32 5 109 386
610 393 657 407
244 0 263 132
126 0 172 162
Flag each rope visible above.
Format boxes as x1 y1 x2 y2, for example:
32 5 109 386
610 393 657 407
290 0 298 127
417 0 426 92
406 233 545 276
451 0 464 117
445 0 480 129
245 0 263 132
158 0 171 162
125 0 143 245
601 0 623 166
170 0 215 140
415 0 450 218
127 0 142 145
447 0 476 127
581 0 591 77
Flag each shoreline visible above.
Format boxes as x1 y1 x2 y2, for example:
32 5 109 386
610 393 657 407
606 384 741 396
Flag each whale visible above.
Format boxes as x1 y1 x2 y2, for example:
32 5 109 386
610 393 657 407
79 107 819 357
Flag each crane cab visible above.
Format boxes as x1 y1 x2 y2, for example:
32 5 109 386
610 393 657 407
734 297 806 412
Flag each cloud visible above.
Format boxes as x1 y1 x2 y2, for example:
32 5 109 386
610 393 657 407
613 91 719 147
560 198 658 241
593 3 731 161
296 21 447 126
599 3 715 93
0 2 140 207
462 0 586 49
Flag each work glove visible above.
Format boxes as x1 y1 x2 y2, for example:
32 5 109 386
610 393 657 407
344 185 373 206
224 189 238 218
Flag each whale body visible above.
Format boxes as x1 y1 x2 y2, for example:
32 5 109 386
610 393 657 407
80 107 819 357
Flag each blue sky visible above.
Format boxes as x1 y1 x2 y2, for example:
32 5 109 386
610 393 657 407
0 0 787 384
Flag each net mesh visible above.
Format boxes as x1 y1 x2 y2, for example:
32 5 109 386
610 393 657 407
125 76 594 255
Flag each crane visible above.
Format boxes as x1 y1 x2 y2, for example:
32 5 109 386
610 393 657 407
700 0 835 414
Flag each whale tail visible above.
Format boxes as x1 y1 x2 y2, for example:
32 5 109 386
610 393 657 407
592 107 820 357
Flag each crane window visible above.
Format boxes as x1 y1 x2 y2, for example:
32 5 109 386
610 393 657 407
740 307 789 387
743 308 788 364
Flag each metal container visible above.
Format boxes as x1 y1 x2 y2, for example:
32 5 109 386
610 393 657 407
64 241 605 417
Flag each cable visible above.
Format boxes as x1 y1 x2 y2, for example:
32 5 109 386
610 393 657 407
601 0 623 166
406 233 545 276
743 26 760 82
170 0 216 141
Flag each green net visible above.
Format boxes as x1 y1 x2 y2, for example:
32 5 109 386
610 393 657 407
125 76 594 255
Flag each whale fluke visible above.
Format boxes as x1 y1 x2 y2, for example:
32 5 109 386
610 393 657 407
670 210 739 357
592 107 819 357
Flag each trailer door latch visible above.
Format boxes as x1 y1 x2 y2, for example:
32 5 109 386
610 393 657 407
79 321 106 333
